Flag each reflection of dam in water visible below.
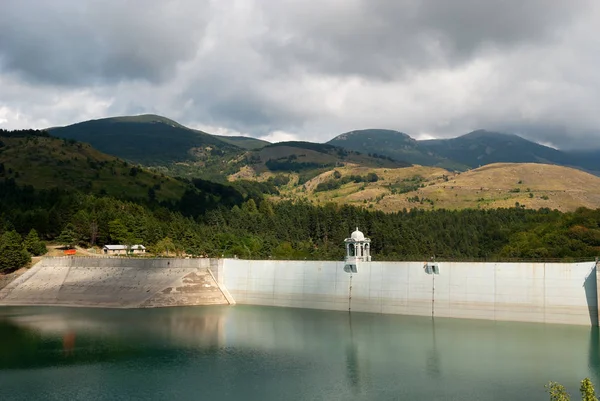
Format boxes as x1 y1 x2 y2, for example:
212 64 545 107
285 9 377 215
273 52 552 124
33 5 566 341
1 305 599 400
4 306 228 348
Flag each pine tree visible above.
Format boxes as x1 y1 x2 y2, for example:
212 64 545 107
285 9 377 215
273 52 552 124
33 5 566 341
0 230 30 273
23 228 46 256
56 224 77 249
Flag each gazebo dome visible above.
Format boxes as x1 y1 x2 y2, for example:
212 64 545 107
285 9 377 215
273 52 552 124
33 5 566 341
350 227 365 241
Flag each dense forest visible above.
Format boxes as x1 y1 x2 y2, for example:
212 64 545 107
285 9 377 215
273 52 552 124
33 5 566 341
2 173 600 273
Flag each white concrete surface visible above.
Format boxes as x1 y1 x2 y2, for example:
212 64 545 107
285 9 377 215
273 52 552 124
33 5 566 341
222 259 598 326
0 257 228 308
1 257 596 326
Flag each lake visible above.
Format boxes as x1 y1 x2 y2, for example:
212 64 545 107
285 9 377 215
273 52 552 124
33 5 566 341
0 305 598 400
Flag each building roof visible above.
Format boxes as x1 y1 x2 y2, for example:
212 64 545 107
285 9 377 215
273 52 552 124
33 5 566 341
103 245 146 250
345 227 370 243
351 227 365 241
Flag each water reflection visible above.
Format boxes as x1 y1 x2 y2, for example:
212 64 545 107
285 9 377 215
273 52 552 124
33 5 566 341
426 319 441 379
0 306 227 369
345 313 361 393
0 305 599 401
63 331 76 356
583 267 598 326
590 326 600 379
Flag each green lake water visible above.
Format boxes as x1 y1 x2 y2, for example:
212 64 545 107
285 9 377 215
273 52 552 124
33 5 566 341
0 305 599 400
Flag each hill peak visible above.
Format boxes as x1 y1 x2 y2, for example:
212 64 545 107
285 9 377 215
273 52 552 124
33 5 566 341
84 114 186 128
460 129 522 140
332 128 412 141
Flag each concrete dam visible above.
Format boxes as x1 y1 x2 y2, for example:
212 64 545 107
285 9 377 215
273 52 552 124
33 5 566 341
0 256 598 326
0 258 234 308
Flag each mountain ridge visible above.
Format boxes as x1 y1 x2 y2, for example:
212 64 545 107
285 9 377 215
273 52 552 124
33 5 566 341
43 113 600 177
329 128 600 174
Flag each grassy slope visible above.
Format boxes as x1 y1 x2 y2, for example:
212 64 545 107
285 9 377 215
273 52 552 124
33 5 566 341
213 135 270 150
0 135 189 201
233 162 600 212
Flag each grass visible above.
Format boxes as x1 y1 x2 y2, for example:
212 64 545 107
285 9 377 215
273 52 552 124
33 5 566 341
233 162 600 212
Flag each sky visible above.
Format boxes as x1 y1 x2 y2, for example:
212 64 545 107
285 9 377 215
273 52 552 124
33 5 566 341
1 0 599 149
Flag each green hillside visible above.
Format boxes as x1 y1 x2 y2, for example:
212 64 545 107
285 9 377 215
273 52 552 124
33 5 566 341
47 114 244 166
329 128 600 173
419 130 572 168
328 129 467 170
214 135 270 150
0 129 189 202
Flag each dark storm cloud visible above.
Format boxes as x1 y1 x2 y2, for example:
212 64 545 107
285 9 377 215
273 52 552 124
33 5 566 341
0 0 208 85
257 0 587 79
1 0 599 150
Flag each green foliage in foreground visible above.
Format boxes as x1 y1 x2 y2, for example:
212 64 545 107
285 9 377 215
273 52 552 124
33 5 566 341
546 378 597 401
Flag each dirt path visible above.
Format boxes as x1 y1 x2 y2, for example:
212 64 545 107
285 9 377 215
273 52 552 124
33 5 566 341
45 245 104 257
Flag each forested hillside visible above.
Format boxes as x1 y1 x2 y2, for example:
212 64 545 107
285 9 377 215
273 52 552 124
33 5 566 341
0 128 191 201
1 175 599 271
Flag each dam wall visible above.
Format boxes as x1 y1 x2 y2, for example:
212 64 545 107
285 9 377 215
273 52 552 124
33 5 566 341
221 259 599 326
0 257 229 308
1 257 597 326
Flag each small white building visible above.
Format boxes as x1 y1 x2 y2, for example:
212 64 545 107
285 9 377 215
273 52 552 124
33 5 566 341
344 227 371 273
103 245 146 255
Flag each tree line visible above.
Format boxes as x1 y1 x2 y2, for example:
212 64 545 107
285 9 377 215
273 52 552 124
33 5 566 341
1 173 600 273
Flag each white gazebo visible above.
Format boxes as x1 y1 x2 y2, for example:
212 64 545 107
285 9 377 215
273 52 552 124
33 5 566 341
344 227 371 273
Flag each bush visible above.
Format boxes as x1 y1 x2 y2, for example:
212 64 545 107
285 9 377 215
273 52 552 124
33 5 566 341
0 230 30 273
545 377 597 401
23 229 46 256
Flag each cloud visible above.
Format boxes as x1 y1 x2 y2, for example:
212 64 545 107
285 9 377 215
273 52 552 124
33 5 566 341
0 0 599 150
259 130 299 143
255 0 588 79
0 0 208 85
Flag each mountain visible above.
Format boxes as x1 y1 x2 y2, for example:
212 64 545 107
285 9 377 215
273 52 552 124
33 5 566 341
329 128 600 173
0 129 190 201
562 149 600 175
47 114 269 166
327 129 467 170
419 130 572 168
46 115 414 182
